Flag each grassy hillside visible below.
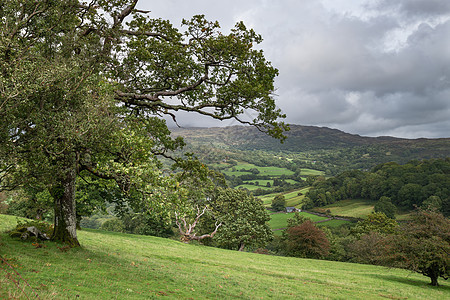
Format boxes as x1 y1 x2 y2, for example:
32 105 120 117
312 199 376 219
1 214 449 299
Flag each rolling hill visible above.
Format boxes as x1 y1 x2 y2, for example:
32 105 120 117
172 124 450 155
172 125 450 175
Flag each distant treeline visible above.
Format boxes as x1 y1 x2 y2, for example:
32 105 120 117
305 158 450 216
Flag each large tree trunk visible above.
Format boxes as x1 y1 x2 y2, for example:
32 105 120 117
425 265 440 286
50 165 80 247
430 275 439 287
429 270 439 286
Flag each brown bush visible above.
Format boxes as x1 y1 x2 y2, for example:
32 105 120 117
285 220 330 259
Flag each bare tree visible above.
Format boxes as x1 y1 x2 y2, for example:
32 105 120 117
175 206 222 243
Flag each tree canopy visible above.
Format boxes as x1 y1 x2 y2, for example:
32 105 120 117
387 210 450 286
209 188 273 251
306 159 450 216
0 0 287 246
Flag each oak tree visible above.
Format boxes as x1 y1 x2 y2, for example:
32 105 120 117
387 210 449 286
210 188 273 251
0 0 287 246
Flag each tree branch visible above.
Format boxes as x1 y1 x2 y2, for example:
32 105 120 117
120 29 171 41
78 163 115 181
113 1 138 27
175 206 221 242
190 221 222 240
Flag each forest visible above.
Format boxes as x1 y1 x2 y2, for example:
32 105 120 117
305 158 450 216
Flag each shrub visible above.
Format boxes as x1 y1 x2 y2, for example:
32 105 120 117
121 213 174 238
80 216 102 229
9 219 53 241
374 196 396 219
100 218 125 233
271 194 285 211
348 232 393 264
284 220 330 259
351 212 399 236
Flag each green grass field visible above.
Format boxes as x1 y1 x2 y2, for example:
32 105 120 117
300 168 324 176
259 192 279 206
269 212 328 230
1 214 448 299
222 162 295 177
235 184 271 191
316 219 352 228
245 179 274 186
222 170 253 177
259 188 310 208
313 199 376 219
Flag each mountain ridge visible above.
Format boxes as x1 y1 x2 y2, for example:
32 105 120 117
172 124 450 153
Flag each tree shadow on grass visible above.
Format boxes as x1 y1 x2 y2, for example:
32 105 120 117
368 273 450 291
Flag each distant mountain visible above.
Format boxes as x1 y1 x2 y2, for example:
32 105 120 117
172 124 450 157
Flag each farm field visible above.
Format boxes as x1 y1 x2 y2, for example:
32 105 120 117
222 162 295 177
235 179 301 191
283 187 310 207
259 187 310 208
269 212 329 231
234 184 271 191
1 214 448 299
259 192 280 206
300 168 324 176
316 219 352 228
312 199 375 219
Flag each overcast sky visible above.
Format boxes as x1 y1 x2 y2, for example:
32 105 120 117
138 0 450 138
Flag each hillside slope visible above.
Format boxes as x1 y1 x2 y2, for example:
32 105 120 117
1 215 448 299
172 125 450 175
172 124 450 155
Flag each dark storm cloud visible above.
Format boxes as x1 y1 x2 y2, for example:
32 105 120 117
138 1 450 138
373 0 450 18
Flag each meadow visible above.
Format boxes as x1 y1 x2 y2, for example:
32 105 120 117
259 188 310 208
312 199 376 219
269 212 329 230
222 164 295 179
1 214 448 299
299 168 324 176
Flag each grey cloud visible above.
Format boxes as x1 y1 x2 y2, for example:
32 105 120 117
138 1 450 138
374 0 450 18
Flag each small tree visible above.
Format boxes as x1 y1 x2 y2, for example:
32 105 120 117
374 196 396 219
286 212 308 228
351 212 399 236
284 220 330 259
421 196 442 212
271 194 286 212
211 188 273 251
348 232 394 265
386 210 450 286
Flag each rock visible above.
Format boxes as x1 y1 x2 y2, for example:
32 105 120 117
25 226 50 240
